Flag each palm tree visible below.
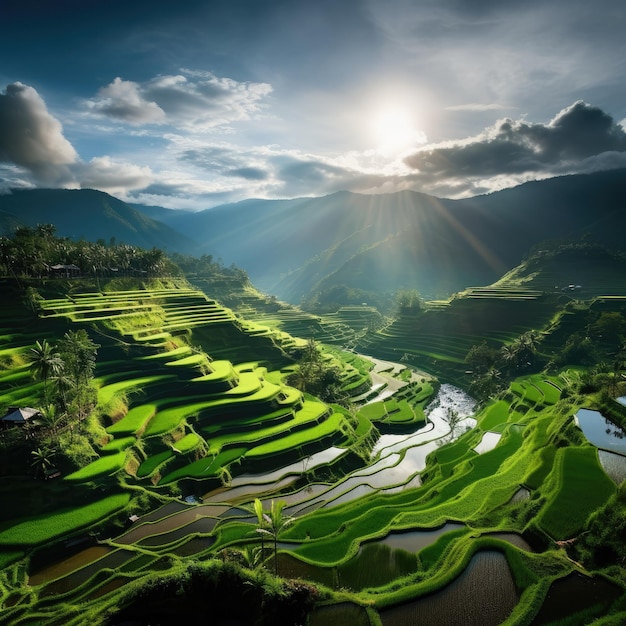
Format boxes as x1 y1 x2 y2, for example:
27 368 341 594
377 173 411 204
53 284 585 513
36 404 65 442
29 340 64 403
255 499 294 575
31 446 56 478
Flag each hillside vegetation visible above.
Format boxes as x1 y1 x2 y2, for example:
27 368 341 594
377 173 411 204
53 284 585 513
0 234 626 625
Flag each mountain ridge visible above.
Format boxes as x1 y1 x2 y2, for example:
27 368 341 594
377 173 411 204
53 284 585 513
2 169 625 307
0 188 195 252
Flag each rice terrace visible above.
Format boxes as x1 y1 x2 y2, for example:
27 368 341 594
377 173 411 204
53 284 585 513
0 213 624 626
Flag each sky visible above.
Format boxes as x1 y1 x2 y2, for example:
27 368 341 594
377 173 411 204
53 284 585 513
1 0 625 210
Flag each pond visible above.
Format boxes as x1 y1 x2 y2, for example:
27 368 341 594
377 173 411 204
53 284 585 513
575 409 626 455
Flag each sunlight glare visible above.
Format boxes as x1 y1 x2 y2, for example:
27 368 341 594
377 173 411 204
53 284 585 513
370 105 426 155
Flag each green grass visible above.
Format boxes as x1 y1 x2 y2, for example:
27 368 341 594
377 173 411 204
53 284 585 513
65 451 127 481
0 493 131 546
172 432 202 453
479 400 510 430
539 447 616 540
137 449 174 478
107 404 156 435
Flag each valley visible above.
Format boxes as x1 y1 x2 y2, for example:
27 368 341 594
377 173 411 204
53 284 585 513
0 214 626 625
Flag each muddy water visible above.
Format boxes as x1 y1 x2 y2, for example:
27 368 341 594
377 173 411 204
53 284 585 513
379 551 518 626
29 546 111 586
137 517 219 547
40 549 136 597
486 532 533 552
531 572 622 625
116 504 229 544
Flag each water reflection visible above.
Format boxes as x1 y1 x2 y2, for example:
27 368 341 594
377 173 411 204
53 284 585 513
575 409 626 455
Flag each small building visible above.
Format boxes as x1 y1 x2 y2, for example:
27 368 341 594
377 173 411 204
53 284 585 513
1 406 41 428
49 264 80 278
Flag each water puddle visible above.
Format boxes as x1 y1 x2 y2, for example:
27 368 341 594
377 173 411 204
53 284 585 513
29 546 111 586
379 551 518 626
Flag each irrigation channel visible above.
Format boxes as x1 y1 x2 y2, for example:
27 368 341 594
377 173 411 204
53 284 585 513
30 355 538 618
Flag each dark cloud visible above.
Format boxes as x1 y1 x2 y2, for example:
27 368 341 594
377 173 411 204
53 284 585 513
404 101 626 180
0 82 77 184
226 167 268 180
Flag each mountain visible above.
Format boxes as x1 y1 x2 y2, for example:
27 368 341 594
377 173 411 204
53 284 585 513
135 169 626 305
0 188 195 252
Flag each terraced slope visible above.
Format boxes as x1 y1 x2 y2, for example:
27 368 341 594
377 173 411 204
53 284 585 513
2 282 368 495
360 292 563 382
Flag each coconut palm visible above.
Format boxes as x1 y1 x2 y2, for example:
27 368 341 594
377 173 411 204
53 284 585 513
29 340 64 403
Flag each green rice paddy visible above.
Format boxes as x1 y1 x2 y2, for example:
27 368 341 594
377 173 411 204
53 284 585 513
0 275 624 626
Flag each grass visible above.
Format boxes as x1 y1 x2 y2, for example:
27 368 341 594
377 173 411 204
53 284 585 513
107 404 157 435
65 451 127 481
0 493 130 546
539 446 616 540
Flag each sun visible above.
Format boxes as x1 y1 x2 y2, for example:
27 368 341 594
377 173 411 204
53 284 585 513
370 105 426 155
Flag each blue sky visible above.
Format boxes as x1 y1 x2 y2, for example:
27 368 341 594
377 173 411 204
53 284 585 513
1 0 625 209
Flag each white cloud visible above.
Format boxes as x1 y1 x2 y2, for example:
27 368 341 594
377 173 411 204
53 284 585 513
77 156 153 195
86 77 166 124
84 69 273 130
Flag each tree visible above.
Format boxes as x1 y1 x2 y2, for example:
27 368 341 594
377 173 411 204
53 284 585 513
29 340 64 403
465 341 499 375
255 499 294 575
395 289 423 313
57 330 99 418
31 446 56 478
36 404 65 442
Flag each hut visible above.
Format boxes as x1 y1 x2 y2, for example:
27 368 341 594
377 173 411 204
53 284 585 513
1 406 41 428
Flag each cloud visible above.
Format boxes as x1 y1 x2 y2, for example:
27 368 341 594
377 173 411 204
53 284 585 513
404 101 626 181
86 77 166 124
77 156 153 195
226 167 269 181
0 82 78 184
85 69 272 130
